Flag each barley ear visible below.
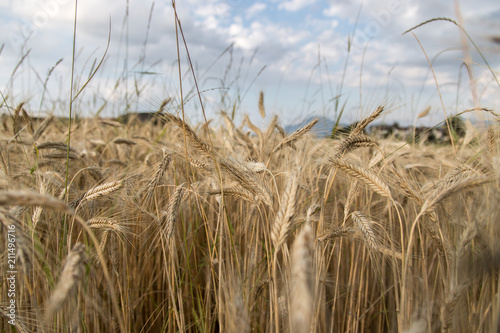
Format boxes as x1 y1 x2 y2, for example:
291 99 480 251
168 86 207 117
161 183 185 241
258 91 266 118
271 172 298 252
330 158 392 199
45 243 86 320
272 118 318 154
351 211 378 250
289 223 314 333
351 106 384 136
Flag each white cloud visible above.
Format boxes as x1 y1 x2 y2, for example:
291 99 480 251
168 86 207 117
1 0 499 122
278 0 315 12
246 3 267 19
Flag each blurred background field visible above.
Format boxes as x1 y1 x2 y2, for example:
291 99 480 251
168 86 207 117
1 1 499 332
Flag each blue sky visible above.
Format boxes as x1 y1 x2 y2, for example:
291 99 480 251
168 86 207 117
1 0 499 127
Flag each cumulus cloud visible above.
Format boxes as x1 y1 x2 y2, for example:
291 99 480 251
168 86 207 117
278 0 315 12
246 3 267 18
0 0 499 123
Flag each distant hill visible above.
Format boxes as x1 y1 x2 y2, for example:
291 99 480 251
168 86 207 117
284 115 467 143
284 116 347 137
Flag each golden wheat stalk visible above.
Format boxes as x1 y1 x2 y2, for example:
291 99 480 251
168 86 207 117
442 286 462 331
351 106 384 136
389 165 423 204
272 118 318 154
99 119 124 127
163 113 211 155
0 190 72 213
87 217 125 234
417 106 431 119
245 114 264 150
143 153 172 196
82 180 123 202
351 211 378 250
31 180 47 228
219 159 273 208
187 157 211 171
208 186 256 203
86 167 104 182
271 172 298 252
318 226 356 242
343 181 359 223
275 123 287 138
258 91 265 118
264 115 278 140
99 230 110 252
221 111 236 136
45 243 86 319
35 141 77 153
390 166 451 259
289 223 314 333
432 165 478 190
44 152 80 160
161 184 185 241
32 115 54 141
335 134 376 158
330 158 392 199
113 138 136 146
421 173 492 214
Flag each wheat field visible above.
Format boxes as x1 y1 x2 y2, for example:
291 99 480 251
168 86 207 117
0 104 498 332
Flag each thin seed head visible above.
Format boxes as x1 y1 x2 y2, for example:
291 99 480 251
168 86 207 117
33 115 54 141
330 158 392 199
271 172 298 251
161 184 185 241
290 223 314 333
351 211 378 250
351 106 384 136
258 91 265 118
82 180 123 202
45 243 86 319
0 190 72 213
272 118 318 153
113 138 136 146
335 134 376 158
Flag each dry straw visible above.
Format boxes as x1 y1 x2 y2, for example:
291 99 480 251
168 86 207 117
45 243 86 319
161 183 185 241
351 106 384 136
329 158 392 199
35 141 77 153
113 138 137 146
208 186 256 203
318 226 356 242
81 180 123 203
335 133 376 158
163 113 211 155
271 171 298 252
420 173 492 214
143 153 172 197
289 223 314 333
351 211 378 250
32 115 54 141
0 190 72 213
417 106 431 119
258 91 265 118
87 217 125 234
219 159 273 208
272 118 318 154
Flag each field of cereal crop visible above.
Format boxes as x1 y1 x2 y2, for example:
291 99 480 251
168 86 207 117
1 3 499 332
